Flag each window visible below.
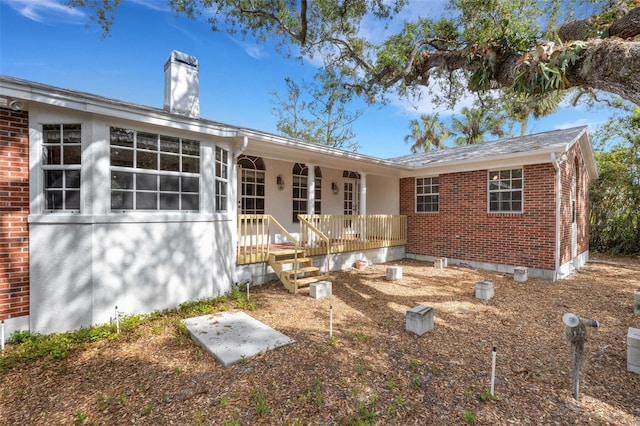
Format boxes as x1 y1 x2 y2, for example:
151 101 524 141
291 164 322 222
110 127 200 211
292 163 307 222
238 155 265 215
215 146 229 212
416 177 439 213
42 124 81 211
488 169 523 212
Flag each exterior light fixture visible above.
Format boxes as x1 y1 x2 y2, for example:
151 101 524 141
9 100 23 111
332 181 339 194
277 174 285 190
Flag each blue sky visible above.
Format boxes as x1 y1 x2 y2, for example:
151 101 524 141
0 0 619 158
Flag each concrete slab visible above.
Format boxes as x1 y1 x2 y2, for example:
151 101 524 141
184 311 293 366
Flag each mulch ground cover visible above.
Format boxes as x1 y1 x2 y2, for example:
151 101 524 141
1 255 639 425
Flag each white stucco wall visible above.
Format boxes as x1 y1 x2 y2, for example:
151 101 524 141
27 106 237 334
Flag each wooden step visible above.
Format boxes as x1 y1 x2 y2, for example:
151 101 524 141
285 266 320 276
288 275 331 287
275 257 312 265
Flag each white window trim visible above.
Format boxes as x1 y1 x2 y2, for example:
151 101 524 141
487 168 524 213
109 127 201 212
415 176 439 214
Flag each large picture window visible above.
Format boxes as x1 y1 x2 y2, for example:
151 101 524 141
416 177 439 213
42 124 82 211
488 168 523 212
238 155 265 215
110 127 200 211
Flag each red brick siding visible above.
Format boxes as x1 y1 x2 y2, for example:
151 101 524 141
558 144 591 265
0 107 29 320
401 164 557 270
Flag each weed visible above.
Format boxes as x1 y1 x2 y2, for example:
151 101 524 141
142 404 153 415
221 421 240 426
385 375 398 390
217 396 229 408
346 398 377 425
74 412 88 425
118 392 127 404
407 357 420 371
479 388 499 402
410 375 421 389
463 410 477 423
329 336 338 345
250 387 269 416
354 333 370 343
354 364 366 375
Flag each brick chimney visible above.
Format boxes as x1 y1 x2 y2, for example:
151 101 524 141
163 50 199 118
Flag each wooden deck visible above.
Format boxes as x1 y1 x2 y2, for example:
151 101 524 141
237 214 407 265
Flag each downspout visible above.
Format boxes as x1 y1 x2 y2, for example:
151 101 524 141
233 134 249 159
552 152 562 281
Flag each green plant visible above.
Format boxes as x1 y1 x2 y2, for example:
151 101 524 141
329 336 338 345
410 375 421 389
385 375 398 390
463 410 477 423
142 404 153 415
479 388 499 402
250 387 269 416
75 412 88 425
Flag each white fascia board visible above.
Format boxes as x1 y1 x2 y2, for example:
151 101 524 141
577 132 599 179
1 81 239 139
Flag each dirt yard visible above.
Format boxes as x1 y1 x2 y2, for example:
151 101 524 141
1 256 639 425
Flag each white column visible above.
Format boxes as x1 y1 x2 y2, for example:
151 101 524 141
359 172 367 215
307 164 316 215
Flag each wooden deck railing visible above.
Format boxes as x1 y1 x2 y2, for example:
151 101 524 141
299 214 407 256
237 214 407 265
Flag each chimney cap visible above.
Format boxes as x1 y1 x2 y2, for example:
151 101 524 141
165 50 198 69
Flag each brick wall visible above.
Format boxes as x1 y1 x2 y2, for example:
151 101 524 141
0 107 29 321
558 143 591 265
400 163 557 270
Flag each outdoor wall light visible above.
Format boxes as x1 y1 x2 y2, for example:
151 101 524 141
9 100 23 111
277 174 285 190
332 181 339 195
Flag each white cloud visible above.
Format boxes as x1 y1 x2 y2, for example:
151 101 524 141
4 0 84 23
128 0 171 12
226 35 267 60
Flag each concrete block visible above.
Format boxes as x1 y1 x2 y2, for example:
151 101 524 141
406 305 434 336
309 281 332 299
634 289 640 315
434 258 447 268
514 267 528 282
628 327 640 375
386 266 403 280
475 280 494 300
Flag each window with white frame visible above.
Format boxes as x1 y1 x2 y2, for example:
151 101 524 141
488 168 523 212
215 146 229 212
110 127 200 211
291 164 322 222
42 124 82 211
416 176 439 213
238 155 265 215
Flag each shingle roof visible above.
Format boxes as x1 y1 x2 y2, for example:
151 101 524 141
389 126 588 167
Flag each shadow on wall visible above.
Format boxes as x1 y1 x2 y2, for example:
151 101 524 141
30 218 235 334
